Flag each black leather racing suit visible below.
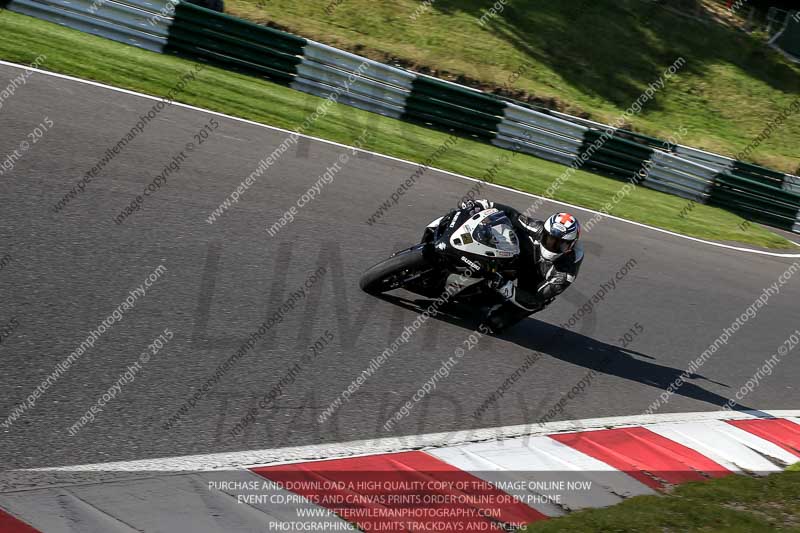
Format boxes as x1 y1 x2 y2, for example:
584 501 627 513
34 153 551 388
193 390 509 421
483 203 584 332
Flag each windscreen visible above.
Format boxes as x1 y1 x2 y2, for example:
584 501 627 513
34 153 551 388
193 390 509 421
472 211 519 253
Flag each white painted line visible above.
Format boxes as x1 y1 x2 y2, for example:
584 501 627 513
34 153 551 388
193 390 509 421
21 410 800 473
1 60 798 258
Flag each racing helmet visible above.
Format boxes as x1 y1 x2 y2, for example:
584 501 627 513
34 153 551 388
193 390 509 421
538 213 580 261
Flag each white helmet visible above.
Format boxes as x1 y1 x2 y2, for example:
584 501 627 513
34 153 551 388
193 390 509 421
539 213 580 261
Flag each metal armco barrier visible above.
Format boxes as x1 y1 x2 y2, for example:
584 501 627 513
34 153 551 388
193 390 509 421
292 40 415 120
8 0 170 52
770 10 800 62
7 0 800 233
165 2 305 84
403 75 506 140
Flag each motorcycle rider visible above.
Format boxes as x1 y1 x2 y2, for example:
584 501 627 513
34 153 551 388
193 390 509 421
461 199 584 332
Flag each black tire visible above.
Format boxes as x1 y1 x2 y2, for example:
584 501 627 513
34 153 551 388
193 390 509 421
359 246 430 294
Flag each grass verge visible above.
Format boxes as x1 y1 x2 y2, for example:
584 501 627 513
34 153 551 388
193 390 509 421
227 0 800 174
0 9 794 249
522 464 800 532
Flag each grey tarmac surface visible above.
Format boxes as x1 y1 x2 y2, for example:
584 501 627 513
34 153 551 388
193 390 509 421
0 63 798 470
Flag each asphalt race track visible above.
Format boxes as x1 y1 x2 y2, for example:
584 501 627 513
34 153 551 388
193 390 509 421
1 63 799 471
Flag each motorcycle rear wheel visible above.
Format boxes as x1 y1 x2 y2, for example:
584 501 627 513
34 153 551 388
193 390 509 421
359 246 431 294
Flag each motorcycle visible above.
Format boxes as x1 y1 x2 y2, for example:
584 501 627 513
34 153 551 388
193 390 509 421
359 207 520 305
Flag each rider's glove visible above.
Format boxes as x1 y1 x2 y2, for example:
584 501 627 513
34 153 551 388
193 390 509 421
460 199 493 215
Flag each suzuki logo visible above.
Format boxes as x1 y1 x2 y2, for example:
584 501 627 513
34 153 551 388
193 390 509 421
460 256 480 270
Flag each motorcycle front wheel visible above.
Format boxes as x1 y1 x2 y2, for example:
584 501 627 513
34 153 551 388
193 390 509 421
359 246 432 294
